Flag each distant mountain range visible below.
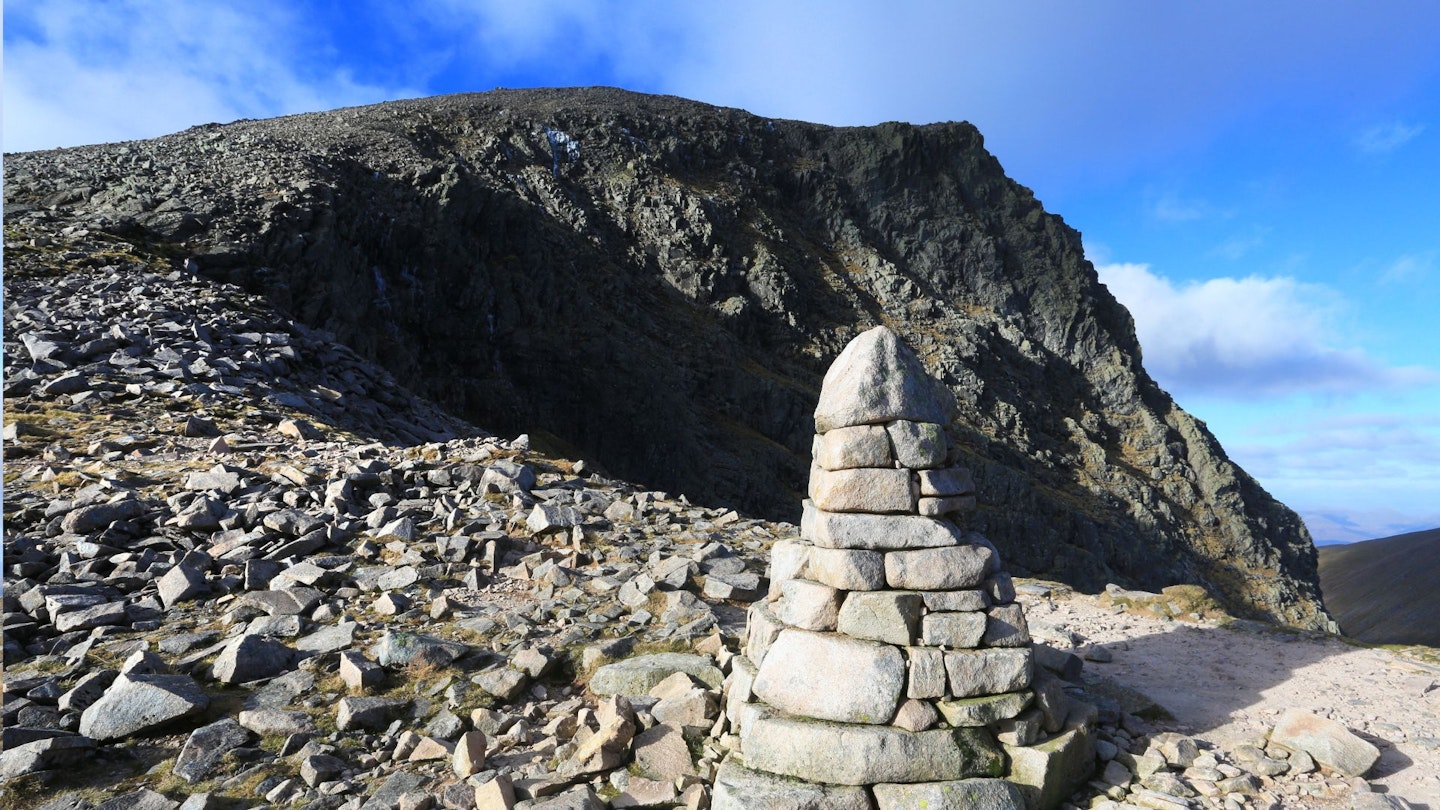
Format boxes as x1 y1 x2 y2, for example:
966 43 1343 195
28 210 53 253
1304 509 1440 546
1318 527 1440 646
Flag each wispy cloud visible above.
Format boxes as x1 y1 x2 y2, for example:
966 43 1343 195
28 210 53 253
1355 120 1426 154
1380 251 1437 285
3 0 420 152
1150 191 1219 223
1096 262 1438 397
1208 226 1271 261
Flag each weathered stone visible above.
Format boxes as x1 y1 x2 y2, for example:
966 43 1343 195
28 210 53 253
339 650 385 691
369 630 467 667
919 496 977 516
907 646 949 699
79 673 210 741
945 648 1034 698
886 544 993 590
157 563 208 609
301 754 346 787
918 467 975 497
1270 708 1380 777
936 690 1033 726
767 540 809 600
813 326 955 432
747 603 786 667
809 467 915 514
724 655 758 730
335 696 407 731
995 708 1045 746
892 698 940 732
561 696 636 776
474 774 517 810
814 424 893 470
1005 725 1096 810
711 758 873 809
836 591 922 645
741 706 1005 785
589 653 723 696
803 501 962 550
0 735 94 779
212 635 293 684
885 420 948 469
631 723 696 782
923 589 990 612
753 629 904 724
984 603 1031 647
921 611 987 648
236 708 314 736
873 779 1026 810
775 578 842 631
801 545 887 591
173 719 254 783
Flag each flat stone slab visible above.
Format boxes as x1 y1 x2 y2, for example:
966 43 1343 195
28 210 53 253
814 326 955 432
803 501 962 550
809 467 915 514
814 424 893 471
741 706 1005 785
1270 708 1380 777
937 690 1033 727
945 648 1034 698
753 629 904 724
837 591 922 646
589 653 724 696
79 673 210 741
922 612 987 648
885 544 993 589
873 779 1026 810
711 759 874 810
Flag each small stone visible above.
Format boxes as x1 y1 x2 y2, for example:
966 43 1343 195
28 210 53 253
173 719 254 783
983 603 1031 647
872 779 1027 810
799 545 887 591
335 696 406 731
917 467 975 496
711 759 872 810
339 651 384 691
935 690 1033 727
892 698 940 732
907 646 949 699
774 578 842 631
836 590 922 645
589 653 723 696
921 611 987 648
211 635 292 684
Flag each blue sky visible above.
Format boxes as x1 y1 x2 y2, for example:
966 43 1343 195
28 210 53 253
6 1 1439 543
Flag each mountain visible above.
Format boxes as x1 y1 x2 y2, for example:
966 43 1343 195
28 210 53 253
1318 527 1440 646
2 86 1330 629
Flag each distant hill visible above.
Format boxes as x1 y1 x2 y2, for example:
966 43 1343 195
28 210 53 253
1318 527 1440 646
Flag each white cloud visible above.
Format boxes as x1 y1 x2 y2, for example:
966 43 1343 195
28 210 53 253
3 0 420 152
1380 251 1437 285
1208 227 1270 261
1355 121 1426 154
1096 262 1438 397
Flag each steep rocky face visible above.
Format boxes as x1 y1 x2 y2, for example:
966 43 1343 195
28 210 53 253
3 87 1329 628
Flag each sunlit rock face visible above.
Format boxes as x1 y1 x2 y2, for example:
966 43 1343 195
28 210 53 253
2 86 1329 628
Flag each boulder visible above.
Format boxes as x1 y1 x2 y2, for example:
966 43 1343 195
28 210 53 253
79 673 210 741
1270 708 1380 777
589 653 723 696
813 326 955 432
752 629 904 724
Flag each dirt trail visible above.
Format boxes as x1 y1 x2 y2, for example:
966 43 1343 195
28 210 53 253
1021 586 1440 806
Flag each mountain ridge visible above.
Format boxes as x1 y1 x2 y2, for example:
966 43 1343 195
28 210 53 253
2 86 1330 629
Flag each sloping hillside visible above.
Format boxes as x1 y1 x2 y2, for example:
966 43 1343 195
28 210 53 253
1319 527 1440 646
3 87 1329 628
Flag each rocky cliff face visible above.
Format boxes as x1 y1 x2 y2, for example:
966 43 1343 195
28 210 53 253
3 87 1329 628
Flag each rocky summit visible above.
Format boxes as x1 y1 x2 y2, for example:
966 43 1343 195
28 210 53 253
2 86 1328 629
0 186 1419 806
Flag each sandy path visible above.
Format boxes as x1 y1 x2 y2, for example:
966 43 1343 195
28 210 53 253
1021 588 1440 806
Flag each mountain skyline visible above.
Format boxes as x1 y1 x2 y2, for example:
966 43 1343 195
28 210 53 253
7 1 1438 542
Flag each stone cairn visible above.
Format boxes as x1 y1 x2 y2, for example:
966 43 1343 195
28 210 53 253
716 326 1095 810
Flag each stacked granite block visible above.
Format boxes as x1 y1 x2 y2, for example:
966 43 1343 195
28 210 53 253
717 327 1094 810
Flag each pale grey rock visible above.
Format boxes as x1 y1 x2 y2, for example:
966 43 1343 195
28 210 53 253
1005 726 1097 810
527 503 583 534
339 650 384 690
79 673 210 741
157 563 208 608
918 467 975 496
892 698 941 732
836 590 922 645
873 779 1026 810
767 539 809 600
335 696 407 731
711 758 873 809
983 603 1031 647
907 646 949 699
52 600 128 632
630 723 696 782
944 648 1034 698
809 467 915 514
453 729 488 778
724 655 759 730
803 500 961 550
300 753 346 787
589 653 723 696
1270 708 1381 777
994 708 1045 746
922 589 990 612
0 735 94 779
741 705 1004 785
886 544 993 590
885 420 948 469
747 603 787 667
369 630 467 667
173 718 254 783
921 611 986 648
813 326 955 432
236 708 315 736
473 666 528 702
801 545 887 591
919 495 977 516
775 578 842 631
212 635 292 684
936 690 1033 727
814 424 893 471
752 628 904 724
